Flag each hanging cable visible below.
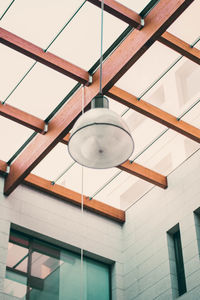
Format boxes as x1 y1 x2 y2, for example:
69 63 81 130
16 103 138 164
0 0 16 21
99 0 104 94
80 85 85 300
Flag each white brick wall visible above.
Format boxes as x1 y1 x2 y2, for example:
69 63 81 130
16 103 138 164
0 148 200 300
123 149 200 299
0 177 123 300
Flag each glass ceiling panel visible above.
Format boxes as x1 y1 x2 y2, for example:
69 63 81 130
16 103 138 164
0 44 34 101
116 42 179 97
49 2 127 70
116 0 151 13
122 109 166 160
1 0 85 49
135 130 200 176
58 163 117 197
97 171 153 209
32 143 74 181
142 56 200 117
6 63 76 119
0 0 15 18
0 118 33 162
168 1 200 44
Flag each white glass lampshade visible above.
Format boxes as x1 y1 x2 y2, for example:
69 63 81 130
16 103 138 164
68 101 134 168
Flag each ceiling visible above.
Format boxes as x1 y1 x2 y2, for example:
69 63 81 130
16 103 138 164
0 0 199 221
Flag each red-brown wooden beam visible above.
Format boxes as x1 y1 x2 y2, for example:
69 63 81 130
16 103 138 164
158 31 200 65
0 160 124 223
0 102 45 133
0 160 7 175
0 27 89 84
107 86 200 143
119 161 167 189
24 173 125 223
4 0 194 196
87 0 143 29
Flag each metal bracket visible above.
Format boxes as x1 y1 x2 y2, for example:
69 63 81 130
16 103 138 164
6 165 10 174
138 18 144 30
86 74 93 86
42 123 48 134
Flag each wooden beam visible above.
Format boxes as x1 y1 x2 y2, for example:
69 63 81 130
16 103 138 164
24 173 125 223
0 102 45 133
0 160 124 223
4 0 194 196
87 0 143 29
158 31 200 65
0 27 89 84
118 161 167 189
0 160 7 175
107 86 200 143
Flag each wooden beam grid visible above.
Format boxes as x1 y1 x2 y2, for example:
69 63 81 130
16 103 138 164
1 0 196 210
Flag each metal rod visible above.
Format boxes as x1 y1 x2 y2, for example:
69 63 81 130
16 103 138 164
177 98 200 120
7 132 37 165
0 0 16 21
2 62 37 104
51 162 76 185
99 0 104 94
44 0 86 52
90 170 122 199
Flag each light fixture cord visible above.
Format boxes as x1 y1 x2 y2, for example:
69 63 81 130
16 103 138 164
99 0 104 94
80 85 85 300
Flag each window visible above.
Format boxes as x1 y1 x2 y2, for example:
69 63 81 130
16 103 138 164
167 224 187 298
194 207 200 256
5 230 111 300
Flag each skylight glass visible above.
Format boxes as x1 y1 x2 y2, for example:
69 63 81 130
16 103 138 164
0 118 33 162
168 1 200 44
116 0 152 13
1 0 86 48
49 2 127 70
142 56 200 117
116 42 179 97
135 130 199 176
6 63 77 119
0 45 34 101
32 143 74 181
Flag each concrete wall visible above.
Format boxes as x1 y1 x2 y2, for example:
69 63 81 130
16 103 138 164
0 148 200 300
123 149 200 299
0 177 123 300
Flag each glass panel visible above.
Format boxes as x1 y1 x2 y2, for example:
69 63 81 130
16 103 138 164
7 242 28 269
6 63 76 119
168 1 200 44
116 0 151 13
58 163 117 196
97 170 153 208
0 0 14 16
33 144 74 181
135 130 199 175
0 44 34 101
116 42 179 97
4 270 27 299
85 257 110 300
0 118 33 161
50 2 127 70
6 231 110 300
1 0 85 48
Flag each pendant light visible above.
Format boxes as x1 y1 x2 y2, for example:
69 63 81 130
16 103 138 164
68 1 134 169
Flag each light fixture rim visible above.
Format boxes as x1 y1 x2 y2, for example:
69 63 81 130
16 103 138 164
68 122 134 169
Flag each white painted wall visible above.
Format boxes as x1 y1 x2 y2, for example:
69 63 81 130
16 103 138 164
0 148 200 300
